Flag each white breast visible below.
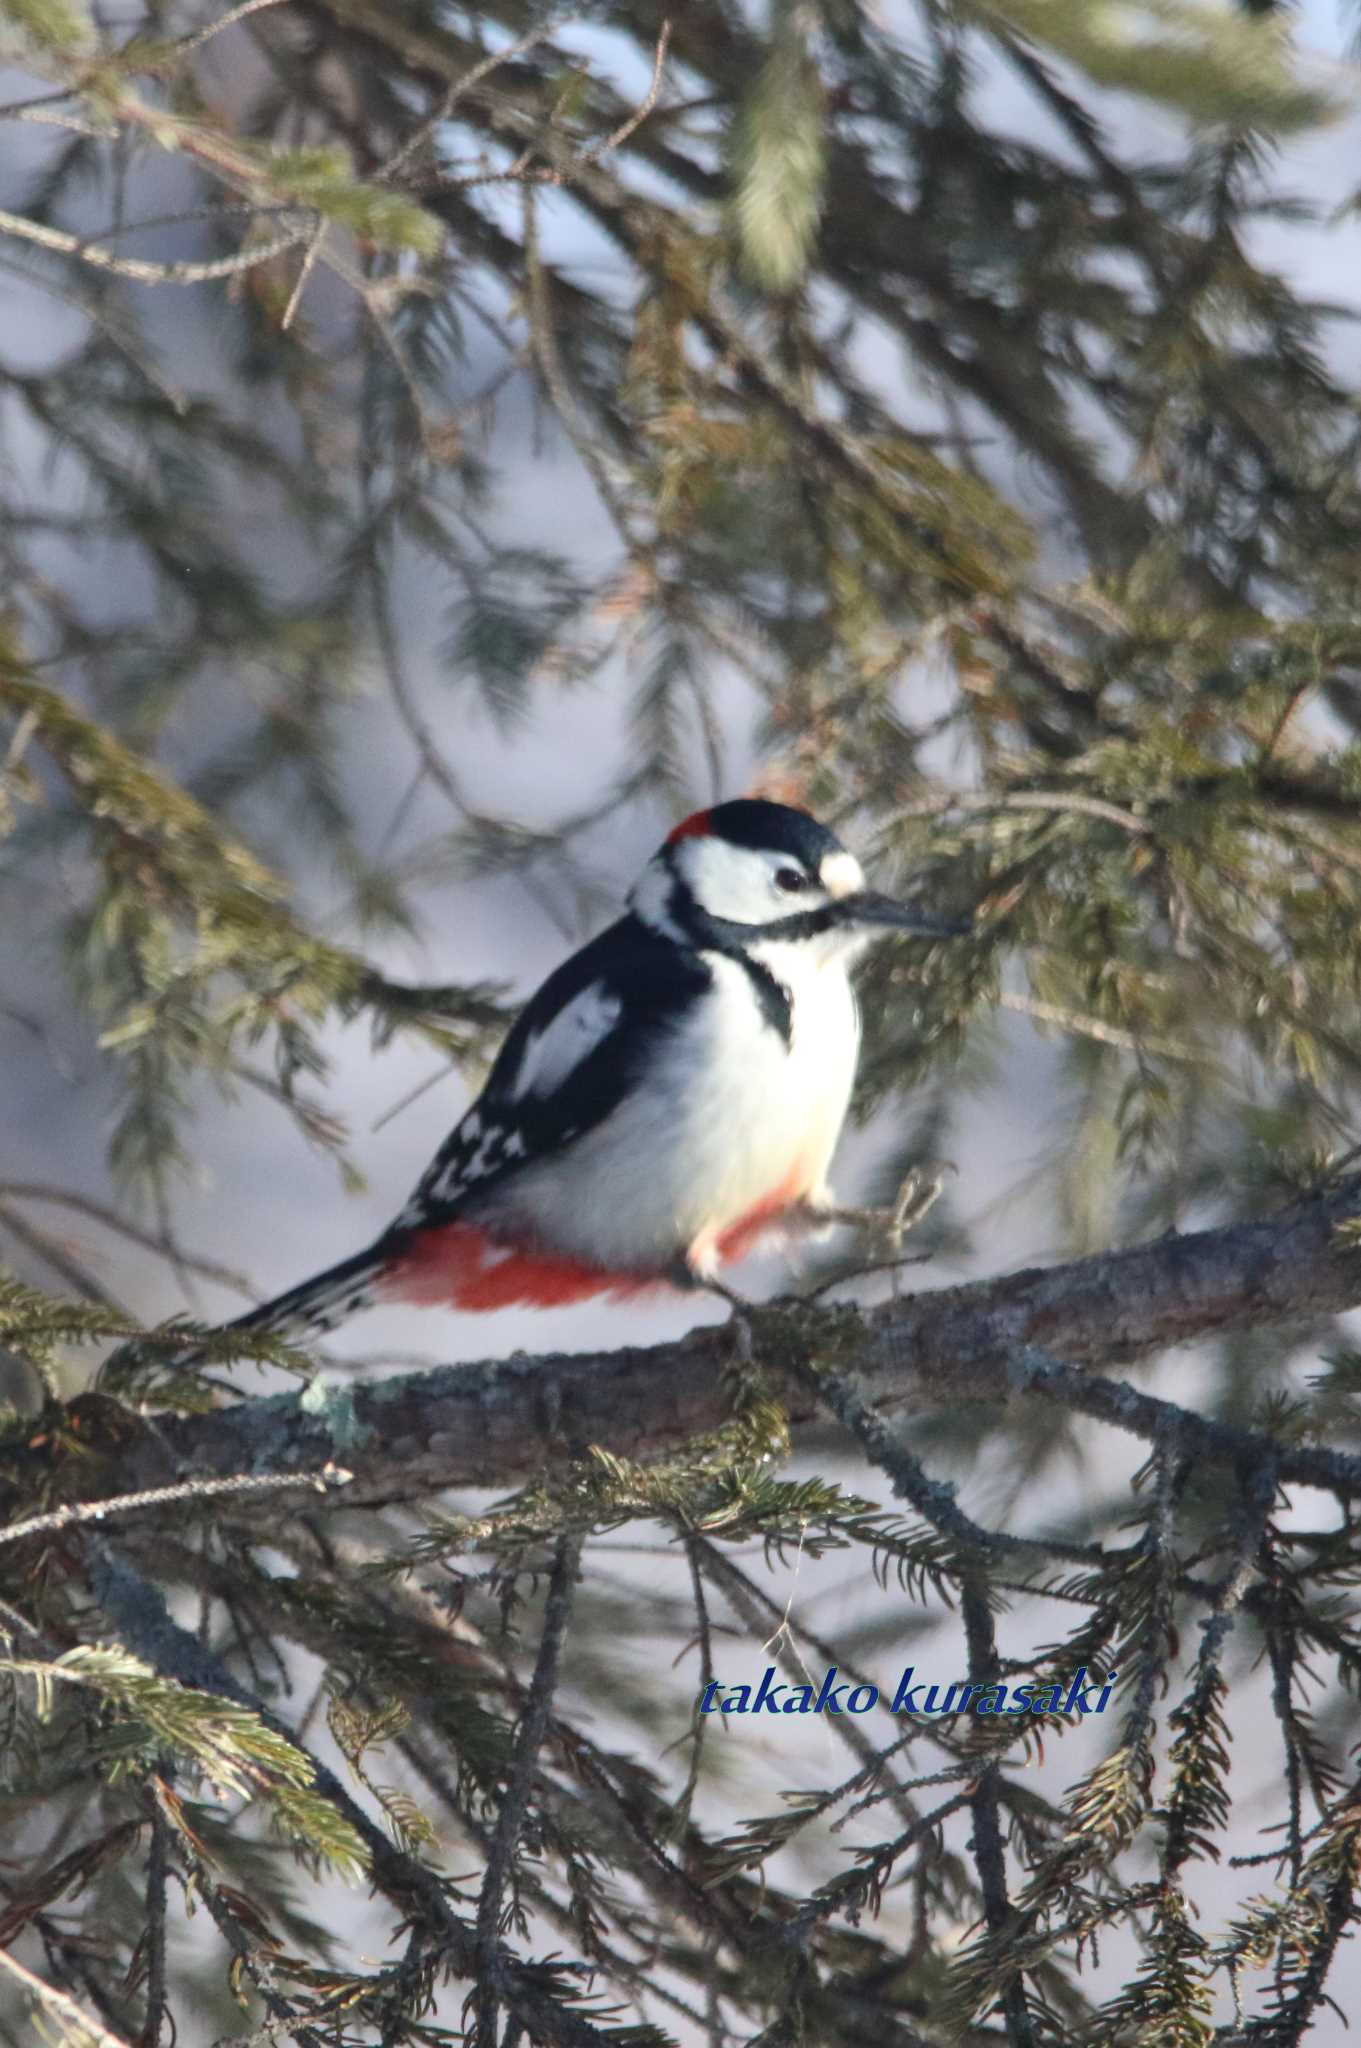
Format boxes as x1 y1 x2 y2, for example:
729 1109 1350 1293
478 944 861 1274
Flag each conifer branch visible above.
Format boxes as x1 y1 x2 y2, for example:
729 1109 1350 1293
960 1570 1036 2048
81 1545 641 2048
84 1169 1361 1510
0 1465 352 1551
474 1533 582 2047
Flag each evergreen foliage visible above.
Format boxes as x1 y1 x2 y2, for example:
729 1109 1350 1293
5 0 1361 2042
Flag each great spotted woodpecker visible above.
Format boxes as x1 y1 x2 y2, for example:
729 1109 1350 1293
229 799 967 1342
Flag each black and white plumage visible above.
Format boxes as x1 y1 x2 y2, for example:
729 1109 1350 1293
229 799 967 1339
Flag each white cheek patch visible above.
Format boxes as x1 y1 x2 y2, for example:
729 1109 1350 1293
512 982 621 1099
679 836 852 924
820 851 864 899
680 836 782 924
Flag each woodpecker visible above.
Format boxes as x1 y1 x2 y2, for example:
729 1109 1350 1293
228 799 967 1343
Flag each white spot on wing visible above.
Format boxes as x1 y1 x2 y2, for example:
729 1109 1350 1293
467 1129 504 1178
511 981 621 1100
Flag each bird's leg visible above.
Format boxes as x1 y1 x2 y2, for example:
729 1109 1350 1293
794 1164 953 1304
666 1253 756 1364
801 1162 955 1263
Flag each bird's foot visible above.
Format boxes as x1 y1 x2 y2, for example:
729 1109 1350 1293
807 1161 954 1247
802 1163 955 1298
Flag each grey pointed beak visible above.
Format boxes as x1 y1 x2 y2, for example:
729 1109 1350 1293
843 891 973 938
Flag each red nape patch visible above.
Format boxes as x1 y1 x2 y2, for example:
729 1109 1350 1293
666 807 713 846
379 1223 661 1312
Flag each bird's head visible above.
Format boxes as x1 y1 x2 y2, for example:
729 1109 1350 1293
629 798 969 960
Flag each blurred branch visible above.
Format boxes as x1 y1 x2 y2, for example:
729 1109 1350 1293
576 19 672 167
896 788 1151 834
376 16 577 185
0 1944 135 2048
0 206 312 285
0 1198 126 1310
0 1183 256 1296
169 0 290 63
998 991 1202 1062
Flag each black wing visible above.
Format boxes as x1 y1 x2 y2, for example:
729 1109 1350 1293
393 914 710 1230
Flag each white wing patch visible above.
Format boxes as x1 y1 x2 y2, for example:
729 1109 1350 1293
465 1128 505 1180
394 981 623 1232
511 981 621 1100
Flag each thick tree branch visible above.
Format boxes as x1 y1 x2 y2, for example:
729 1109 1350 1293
64 1172 1361 1511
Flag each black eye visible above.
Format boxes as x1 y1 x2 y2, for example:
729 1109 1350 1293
775 867 809 894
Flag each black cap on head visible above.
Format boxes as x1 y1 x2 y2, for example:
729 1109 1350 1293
667 799 842 871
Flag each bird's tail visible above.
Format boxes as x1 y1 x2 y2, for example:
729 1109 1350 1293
99 1240 396 1394
226 1240 393 1345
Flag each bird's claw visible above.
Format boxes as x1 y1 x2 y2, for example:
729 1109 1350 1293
884 1161 955 1247
810 1160 955 1251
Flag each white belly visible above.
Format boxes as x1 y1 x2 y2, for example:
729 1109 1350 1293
477 949 860 1273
